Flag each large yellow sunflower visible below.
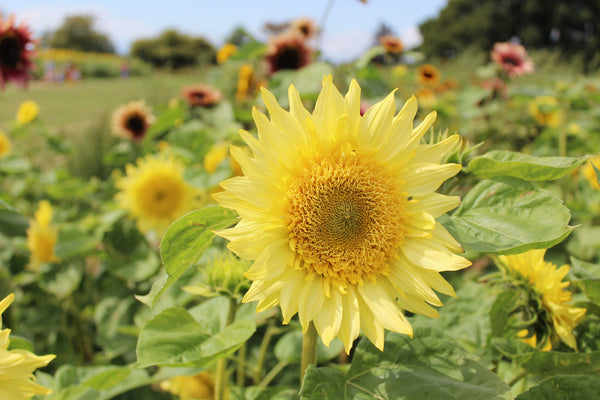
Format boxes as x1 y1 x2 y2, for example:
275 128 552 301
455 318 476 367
0 294 55 399
115 154 201 235
26 200 58 271
214 76 471 352
497 249 586 351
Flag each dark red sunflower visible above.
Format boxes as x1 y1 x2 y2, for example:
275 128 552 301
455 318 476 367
0 14 36 89
181 83 222 107
265 32 313 74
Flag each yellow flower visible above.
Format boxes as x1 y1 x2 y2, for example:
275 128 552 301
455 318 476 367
415 87 437 109
204 142 229 174
528 96 564 128
115 154 201 235
111 100 155 141
160 372 215 399
26 201 58 271
581 156 600 190
416 64 440 86
214 76 470 352
16 101 38 125
216 43 238 64
0 294 55 399
0 130 11 158
497 249 587 351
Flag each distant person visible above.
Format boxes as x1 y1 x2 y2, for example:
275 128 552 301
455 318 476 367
120 60 130 79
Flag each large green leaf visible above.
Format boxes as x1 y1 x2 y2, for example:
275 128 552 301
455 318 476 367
0 208 28 237
516 375 600 400
468 151 589 181
301 327 512 400
441 178 574 255
514 351 600 376
136 298 256 368
144 207 238 306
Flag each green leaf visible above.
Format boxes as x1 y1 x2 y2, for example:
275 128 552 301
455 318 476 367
7 336 35 352
514 351 600 376
574 279 600 303
136 300 256 368
153 207 238 306
0 208 28 237
468 151 588 181
143 102 186 143
516 375 600 400
592 162 600 187
230 386 298 400
274 329 345 363
301 327 512 400
442 178 574 255
0 157 31 173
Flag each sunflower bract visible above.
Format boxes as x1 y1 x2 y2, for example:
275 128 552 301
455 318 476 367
214 75 471 353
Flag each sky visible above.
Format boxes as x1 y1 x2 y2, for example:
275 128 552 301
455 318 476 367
2 0 448 63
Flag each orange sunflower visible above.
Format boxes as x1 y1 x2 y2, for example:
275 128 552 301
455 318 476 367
265 32 313 74
416 64 440 87
111 100 155 141
181 83 222 108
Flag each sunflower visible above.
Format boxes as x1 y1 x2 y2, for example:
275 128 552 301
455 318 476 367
216 43 237 64
16 100 38 125
0 14 36 90
0 130 11 158
265 32 313 74
26 200 58 271
491 41 534 77
181 83 222 108
214 76 470 352
497 249 586 351
290 17 319 39
581 155 600 190
204 142 229 174
0 294 55 399
415 87 437 109
528 96 563 128
235 64 265 102
115 154 201 235
416 64 440 86
111 100 155 141
160 372 215 400
379 34 403 54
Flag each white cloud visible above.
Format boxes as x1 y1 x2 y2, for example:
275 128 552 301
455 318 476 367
401 25 423 49
320 30 372 63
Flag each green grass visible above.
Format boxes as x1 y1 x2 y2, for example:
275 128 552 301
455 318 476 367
0 72 205 133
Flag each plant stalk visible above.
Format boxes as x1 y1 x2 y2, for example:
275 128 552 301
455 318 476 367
214 297 238 400
300 321 318 385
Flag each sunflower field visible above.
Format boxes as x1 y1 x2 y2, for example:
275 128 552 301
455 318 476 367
1 8 600 400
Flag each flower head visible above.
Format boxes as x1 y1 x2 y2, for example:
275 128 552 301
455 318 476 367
159 372 214 400
265 32 313 74
379 34 403 54
26 200 58 271
497 249 586 351
214 76 470 352
16 100 38 125
181 83 222 108
0 14 36 89
235 64 265 102
111 100 155 141
416 64 440 86
529 96 563 128
581 155 600 190
0 130 11 158
216 43 237 64
491 41 534 77
290 17 319 39
115 154 201 235
0 294 55 399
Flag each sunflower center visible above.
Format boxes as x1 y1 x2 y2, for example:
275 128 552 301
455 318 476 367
286 155 406 287
276 47 301 70
125 114 146 138
0 35 21 68
192 91 205 101
502 55 520 66
138 174 184 217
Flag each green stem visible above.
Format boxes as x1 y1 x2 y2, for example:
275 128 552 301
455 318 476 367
558 127 567 157
214 297 238 400
300 322 318 385
259 360 289 389
236 343 246 386
508 370 529 387
253 319 276 385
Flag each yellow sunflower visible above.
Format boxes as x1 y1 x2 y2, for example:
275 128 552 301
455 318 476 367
26 200 58 271
214 76 470 352
497 249 586 351
160 372 215 400
16 100 38 125
204 142 229 174
528 96 564 128
0 294 55 399
581 155 600 190
416 64 440 87
0 130 11 158
216 43 237 64
115 154 201 235
111 100 155 141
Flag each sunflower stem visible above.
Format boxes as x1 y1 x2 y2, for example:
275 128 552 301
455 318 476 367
300 322 318 385
215 297 238 400
253 319 276 384
236 342 246 386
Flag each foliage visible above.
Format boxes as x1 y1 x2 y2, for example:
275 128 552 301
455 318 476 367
42 14 115 54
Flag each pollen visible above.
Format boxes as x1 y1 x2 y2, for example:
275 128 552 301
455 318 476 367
286 154 406 287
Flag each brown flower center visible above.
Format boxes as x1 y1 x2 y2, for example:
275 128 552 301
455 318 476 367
125 114 147 139
0 35 21 68
276 47 301 70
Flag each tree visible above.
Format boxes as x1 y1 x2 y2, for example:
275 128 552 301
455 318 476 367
419 0 600 69
224 26 256 47
47 15 115 53
130 30 216 70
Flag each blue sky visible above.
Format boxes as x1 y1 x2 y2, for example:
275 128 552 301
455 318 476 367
3 0 447 62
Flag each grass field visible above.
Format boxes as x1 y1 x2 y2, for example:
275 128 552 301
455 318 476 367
0 72 205 134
